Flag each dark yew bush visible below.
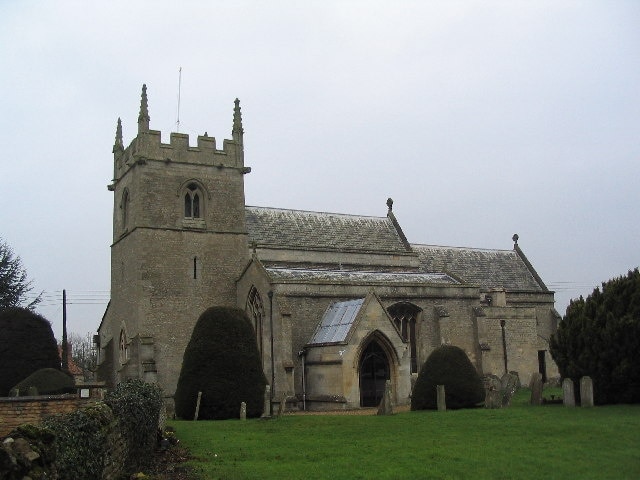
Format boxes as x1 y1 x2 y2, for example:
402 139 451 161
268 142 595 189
174 306 267 420
411 345 485 410
0 307 60 396
12 367 75 395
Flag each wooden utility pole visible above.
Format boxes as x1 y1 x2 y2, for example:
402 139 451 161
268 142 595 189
62 289 68 372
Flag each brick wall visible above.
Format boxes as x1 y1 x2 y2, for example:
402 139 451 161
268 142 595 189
0 394 95 437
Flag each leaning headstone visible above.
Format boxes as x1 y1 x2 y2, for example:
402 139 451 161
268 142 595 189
529 372 543 406
436 384 446 411
501 372 519 407
377 380 394 415
194 391 203 420
562 378 575 407
484 375 502 409
580 376 594 407
261 385 272 418
240 402 247 421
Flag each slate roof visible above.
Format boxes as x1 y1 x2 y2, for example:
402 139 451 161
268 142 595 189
413 244 544 291
264 266 458 285
245 206 410 254
308 298 364 345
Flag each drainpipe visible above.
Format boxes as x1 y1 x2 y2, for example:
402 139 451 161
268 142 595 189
500 320 508 374
268 290 274 415
298 348 307 411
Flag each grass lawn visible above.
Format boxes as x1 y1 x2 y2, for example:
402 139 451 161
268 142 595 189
168 389 640 480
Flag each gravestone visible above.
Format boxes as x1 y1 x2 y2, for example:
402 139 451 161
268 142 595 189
194 391 202 420
261 385 272 418
529 372 543 406
501 372 519 407
277 395 287 417
484 375 502 409
240 402 247 420
377 380 394 415
437 385 446 411
562 378 575 407
580 376 594 407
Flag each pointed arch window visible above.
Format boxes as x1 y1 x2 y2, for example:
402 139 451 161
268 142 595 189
184 183 201 219
119 329 129 365
388 302 421 373
246 287 264 353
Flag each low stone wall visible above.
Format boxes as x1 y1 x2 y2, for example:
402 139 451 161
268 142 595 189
0 394 97 437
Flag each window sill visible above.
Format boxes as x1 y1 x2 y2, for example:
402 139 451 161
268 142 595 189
182 218 206 229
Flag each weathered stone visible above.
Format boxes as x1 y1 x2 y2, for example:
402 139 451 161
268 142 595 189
377 380 394 415
500 372 519 407
277 396 287 417
261 385 272 418
580 376 594 407
240 401 247 421
529 372 543 405
484 375 502 409
562 378 575 407
436 384 446 411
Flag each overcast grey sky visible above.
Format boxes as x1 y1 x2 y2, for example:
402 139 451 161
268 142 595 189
1 1 638 338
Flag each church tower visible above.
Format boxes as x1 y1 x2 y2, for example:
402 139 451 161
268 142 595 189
98 85 251 398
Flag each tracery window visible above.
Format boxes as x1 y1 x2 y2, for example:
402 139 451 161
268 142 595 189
388 302 421 374
119 329 129 365
184 183 201 218
246 286 264 353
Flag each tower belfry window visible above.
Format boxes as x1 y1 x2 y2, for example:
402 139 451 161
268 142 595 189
184 183 201 218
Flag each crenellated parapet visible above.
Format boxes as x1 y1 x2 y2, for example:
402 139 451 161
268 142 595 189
109 84 249 190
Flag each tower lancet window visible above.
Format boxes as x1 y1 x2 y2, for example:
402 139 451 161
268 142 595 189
184 183 201 219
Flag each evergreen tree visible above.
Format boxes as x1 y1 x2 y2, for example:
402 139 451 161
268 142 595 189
550 268 640 404
0 238 40 310
0 307 61 396
411 344 485 410
174 306 267 420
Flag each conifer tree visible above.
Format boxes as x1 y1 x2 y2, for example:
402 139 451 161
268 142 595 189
0 238 40 310
174 306 267 420
550 268 640 404
0 307 61 396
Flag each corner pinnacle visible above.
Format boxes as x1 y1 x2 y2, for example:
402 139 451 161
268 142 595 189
138 84 150 133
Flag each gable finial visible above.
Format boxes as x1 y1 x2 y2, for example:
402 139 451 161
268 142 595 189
232 98 244 144
387 197 394 213
512 233 519 246
113 117 124 154
138 84 150 133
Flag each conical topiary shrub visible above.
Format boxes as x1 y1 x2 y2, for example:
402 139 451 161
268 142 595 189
411 345 485 410
174 306 267 420
12 368 75 395
0 307 61 396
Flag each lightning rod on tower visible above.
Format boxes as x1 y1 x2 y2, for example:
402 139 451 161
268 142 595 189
176 67 182 132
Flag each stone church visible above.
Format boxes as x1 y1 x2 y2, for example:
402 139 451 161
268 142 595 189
97 85 560 411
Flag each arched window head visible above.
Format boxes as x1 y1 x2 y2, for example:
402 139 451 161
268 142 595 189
246 287 264 353
388 302 421 374
119 329 129 365
184 183 201 218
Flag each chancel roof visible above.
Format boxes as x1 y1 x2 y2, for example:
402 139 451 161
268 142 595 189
308 298 364 345
413 244 544 291
264 266 458 286
245 206 410 254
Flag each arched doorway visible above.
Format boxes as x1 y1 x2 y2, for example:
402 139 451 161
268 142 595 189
359 341 390 407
